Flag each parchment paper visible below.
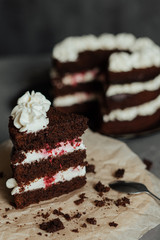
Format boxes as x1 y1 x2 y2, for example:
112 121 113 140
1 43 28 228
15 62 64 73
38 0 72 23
0 129 160 240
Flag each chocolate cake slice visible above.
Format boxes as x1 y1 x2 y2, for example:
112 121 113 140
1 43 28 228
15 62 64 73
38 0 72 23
6 91 88 208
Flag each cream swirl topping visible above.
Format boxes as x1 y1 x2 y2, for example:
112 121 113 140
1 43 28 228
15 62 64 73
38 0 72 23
11 91 51 133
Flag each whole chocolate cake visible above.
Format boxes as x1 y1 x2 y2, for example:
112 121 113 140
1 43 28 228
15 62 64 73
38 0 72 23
51 33 160 135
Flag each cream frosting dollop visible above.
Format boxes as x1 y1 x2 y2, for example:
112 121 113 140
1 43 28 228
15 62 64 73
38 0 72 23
6 178 17 189
11 91 51 133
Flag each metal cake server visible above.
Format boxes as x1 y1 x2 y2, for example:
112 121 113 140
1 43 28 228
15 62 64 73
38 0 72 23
109 180 160 203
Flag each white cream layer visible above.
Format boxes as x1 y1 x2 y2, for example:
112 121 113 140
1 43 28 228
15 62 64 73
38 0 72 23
14 139 86 166
106 74 160 97
51 68 99 86
7 166 86 195
103 94 160 122
62 68 99 86
53 92 97 107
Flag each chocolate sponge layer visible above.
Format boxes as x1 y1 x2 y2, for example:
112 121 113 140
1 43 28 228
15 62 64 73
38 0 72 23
9 107 88 151
11 150 87 185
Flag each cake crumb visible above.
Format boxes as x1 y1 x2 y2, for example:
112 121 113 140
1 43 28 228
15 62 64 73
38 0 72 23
39 218 64 233
41 212 50 219
86 164 96 174
86 217 97 225
109 221 118 227
74 193 86 205
5 208 10 212
37 232 42 235
72 212 82 219
114 169 125 178
98 192 103 197
74 198 84 205
94 200 105 207
81 223 87 228
53 209 71 221
114 197 130 207
71 228 79 233
143 158 152 170
53 209 82 221
94 181 110 193
105 197 113 202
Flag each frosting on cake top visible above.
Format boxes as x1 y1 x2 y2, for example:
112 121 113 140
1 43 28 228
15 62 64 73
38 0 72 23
109 46 160 72
53 33 159 67
53 33 136 62
11 91 51 133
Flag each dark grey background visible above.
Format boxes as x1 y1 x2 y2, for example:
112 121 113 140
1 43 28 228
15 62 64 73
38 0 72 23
0 0 160 56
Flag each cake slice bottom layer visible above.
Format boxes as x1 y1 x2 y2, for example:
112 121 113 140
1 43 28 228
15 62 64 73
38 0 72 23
14 176 86 209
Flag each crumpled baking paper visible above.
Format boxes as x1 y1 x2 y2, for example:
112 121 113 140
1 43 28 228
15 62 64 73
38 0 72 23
0 129 160 240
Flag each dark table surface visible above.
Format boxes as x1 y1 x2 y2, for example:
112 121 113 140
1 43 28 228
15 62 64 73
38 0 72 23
0 55 160 239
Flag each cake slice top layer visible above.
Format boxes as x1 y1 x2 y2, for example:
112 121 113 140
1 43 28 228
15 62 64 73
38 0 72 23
9 91 88 151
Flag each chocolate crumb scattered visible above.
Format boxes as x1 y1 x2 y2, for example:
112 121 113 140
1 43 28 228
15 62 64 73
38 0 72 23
143 158 153 170
74 193 86 205
5 208 10 212
94 181 110 193
0 172 4 178
6 221 10 224
39 218 64 233
109 221 118 227
86 164 96 174
41 212 50 219
79 193 86 199
94 200 105 207
114 197 130 207
37 232 42 235
73 212 82 219
74 198 84 205
53 209 71 221
98 192 103 197
86 217 97 225
105 197 113 202
53 209 82 221
114 169 125 178
81 223 87 228
3 215 7 218
71 228 79 233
